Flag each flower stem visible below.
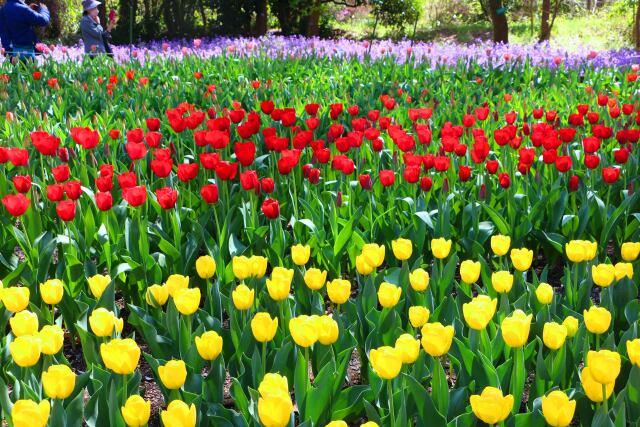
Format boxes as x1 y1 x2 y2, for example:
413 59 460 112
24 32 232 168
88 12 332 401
387 379 395 427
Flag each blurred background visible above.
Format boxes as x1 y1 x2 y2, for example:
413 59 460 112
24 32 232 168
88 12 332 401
3 0 638 51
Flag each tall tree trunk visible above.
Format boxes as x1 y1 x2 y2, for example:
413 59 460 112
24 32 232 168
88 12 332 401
488 0 508 43
539 0 551 41
305 0 321 37
254 0 268 35
636 0 640 50
586 0 591 11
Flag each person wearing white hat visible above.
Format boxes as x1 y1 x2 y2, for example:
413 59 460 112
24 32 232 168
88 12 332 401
79 0 117 56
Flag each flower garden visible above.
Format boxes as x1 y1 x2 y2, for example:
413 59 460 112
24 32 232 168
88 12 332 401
0 37 639 427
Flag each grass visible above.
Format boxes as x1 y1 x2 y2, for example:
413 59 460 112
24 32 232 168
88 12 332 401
330 4 635 51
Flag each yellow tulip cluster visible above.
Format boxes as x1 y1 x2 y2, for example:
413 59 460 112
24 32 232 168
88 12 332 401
289 314 339 347
257 373 293 427
233 255 268 280
266 267 294 301
8 308 64 367
356 243 385 275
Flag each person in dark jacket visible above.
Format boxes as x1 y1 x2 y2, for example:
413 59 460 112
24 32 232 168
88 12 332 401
79 0 116 57
0 0 50 61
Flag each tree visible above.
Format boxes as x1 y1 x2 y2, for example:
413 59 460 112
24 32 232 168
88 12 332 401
488 0 509 43
539 0 561 42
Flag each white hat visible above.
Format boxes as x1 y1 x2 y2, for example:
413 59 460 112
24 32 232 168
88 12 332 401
82 0 101 11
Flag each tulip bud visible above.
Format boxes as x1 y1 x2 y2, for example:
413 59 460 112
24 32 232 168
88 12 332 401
11 400 50 427
161 400 197 427
470 387 513 425
121 395 151 427
327 279 351 305
541 391 576 427
369 346 402 379
42 365 76 399
583 306 611 335
159 360 187 390
195 255 216 279
232 284 255 310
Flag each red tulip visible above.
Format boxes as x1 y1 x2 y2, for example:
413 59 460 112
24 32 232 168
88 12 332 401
151 159 173 178
359 174 373 190
108 129 121 140
8 148 28 167
12 175 32 193
215 161 238 181
305 103 320 116
51 164 70 183
94 192 113 211
123 186 147 207
200 184 219 204
261 178 275 194
404 166 420 184
486 160 499 174
145 132 162 148
2 194 30 216
56 200 76 221
117 172 137 189
459 165 471 182
30 131 60 156
46 184 64 201
379 170 395 187
261 198 280 219
126 128 144 144
234 141 256 167
125 141 148 161
96 176 113 192
71 127 100 150
568 175 580 192
555 156 572 173
602 167 620 184
64 180 82 200
308 168 320 184
614 148 629 164
177 163 199 182
156 187 178 209
240 170 260 191
498 172 511 188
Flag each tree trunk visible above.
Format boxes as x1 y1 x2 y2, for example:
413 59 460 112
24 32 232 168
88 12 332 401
636 0 640 50
305 0 321 37
539 0 550 41
488 0 508 43
586 0 591 11
254 0 268 35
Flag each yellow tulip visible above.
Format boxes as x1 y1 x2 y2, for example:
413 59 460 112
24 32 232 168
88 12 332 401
355 254 375 276
395 333 420 364
377 282 402 308
258 373 289 398
1 286 30 312
470 386 513 425
409 268 430 291
325 422 348 427
10 335 41 367
327 279 351 305
289 315 319 347
232 284 255 310
250 255 268 278
40 279 64 305
251 312 278 343
258 394 293 427
460 260 481 284
592 264 615 287
491 271 513 293
121 395 151 427
89 308 123 337
10 310 39 337
583 306 611 335
88 274 111 298
362 243 385 267
100 338 140 374
195 255 216 279
146 284 169 307
541 391 576 427
565 240 596 263
304 268 327 291
463 295 497 330
491 234 511 256
621 242 640 261
581 366 614 402
501 310 532 348
543 322 567 350
431 238 452 259
161 400 197 427
586 350 621 384
627 339 640 367
173 287 201 315
369 346 402 379
165 274 189 297
267 267 294 301
42 365 75 399
317 315 339 345
291 244 311 265
232 256 252 280
195 331 223 360
360 423 380 427
11 400 50 427
159 359 187 390
391 238 413 260
614 262 633 281
535 282 554 305
408 306 430 328
510 248 533 272
420 322 455 357
39 325 64 355
562 316 579 338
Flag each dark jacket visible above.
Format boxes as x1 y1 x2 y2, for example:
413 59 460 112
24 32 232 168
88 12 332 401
0 0 50 49
80 15 111 54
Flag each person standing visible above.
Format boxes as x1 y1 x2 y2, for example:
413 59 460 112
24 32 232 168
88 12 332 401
0 0 50 61
80 0 116 57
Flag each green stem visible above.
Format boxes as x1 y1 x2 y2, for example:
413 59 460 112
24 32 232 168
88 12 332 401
387 379 395 427
602 383 608 413
262 341 267 379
